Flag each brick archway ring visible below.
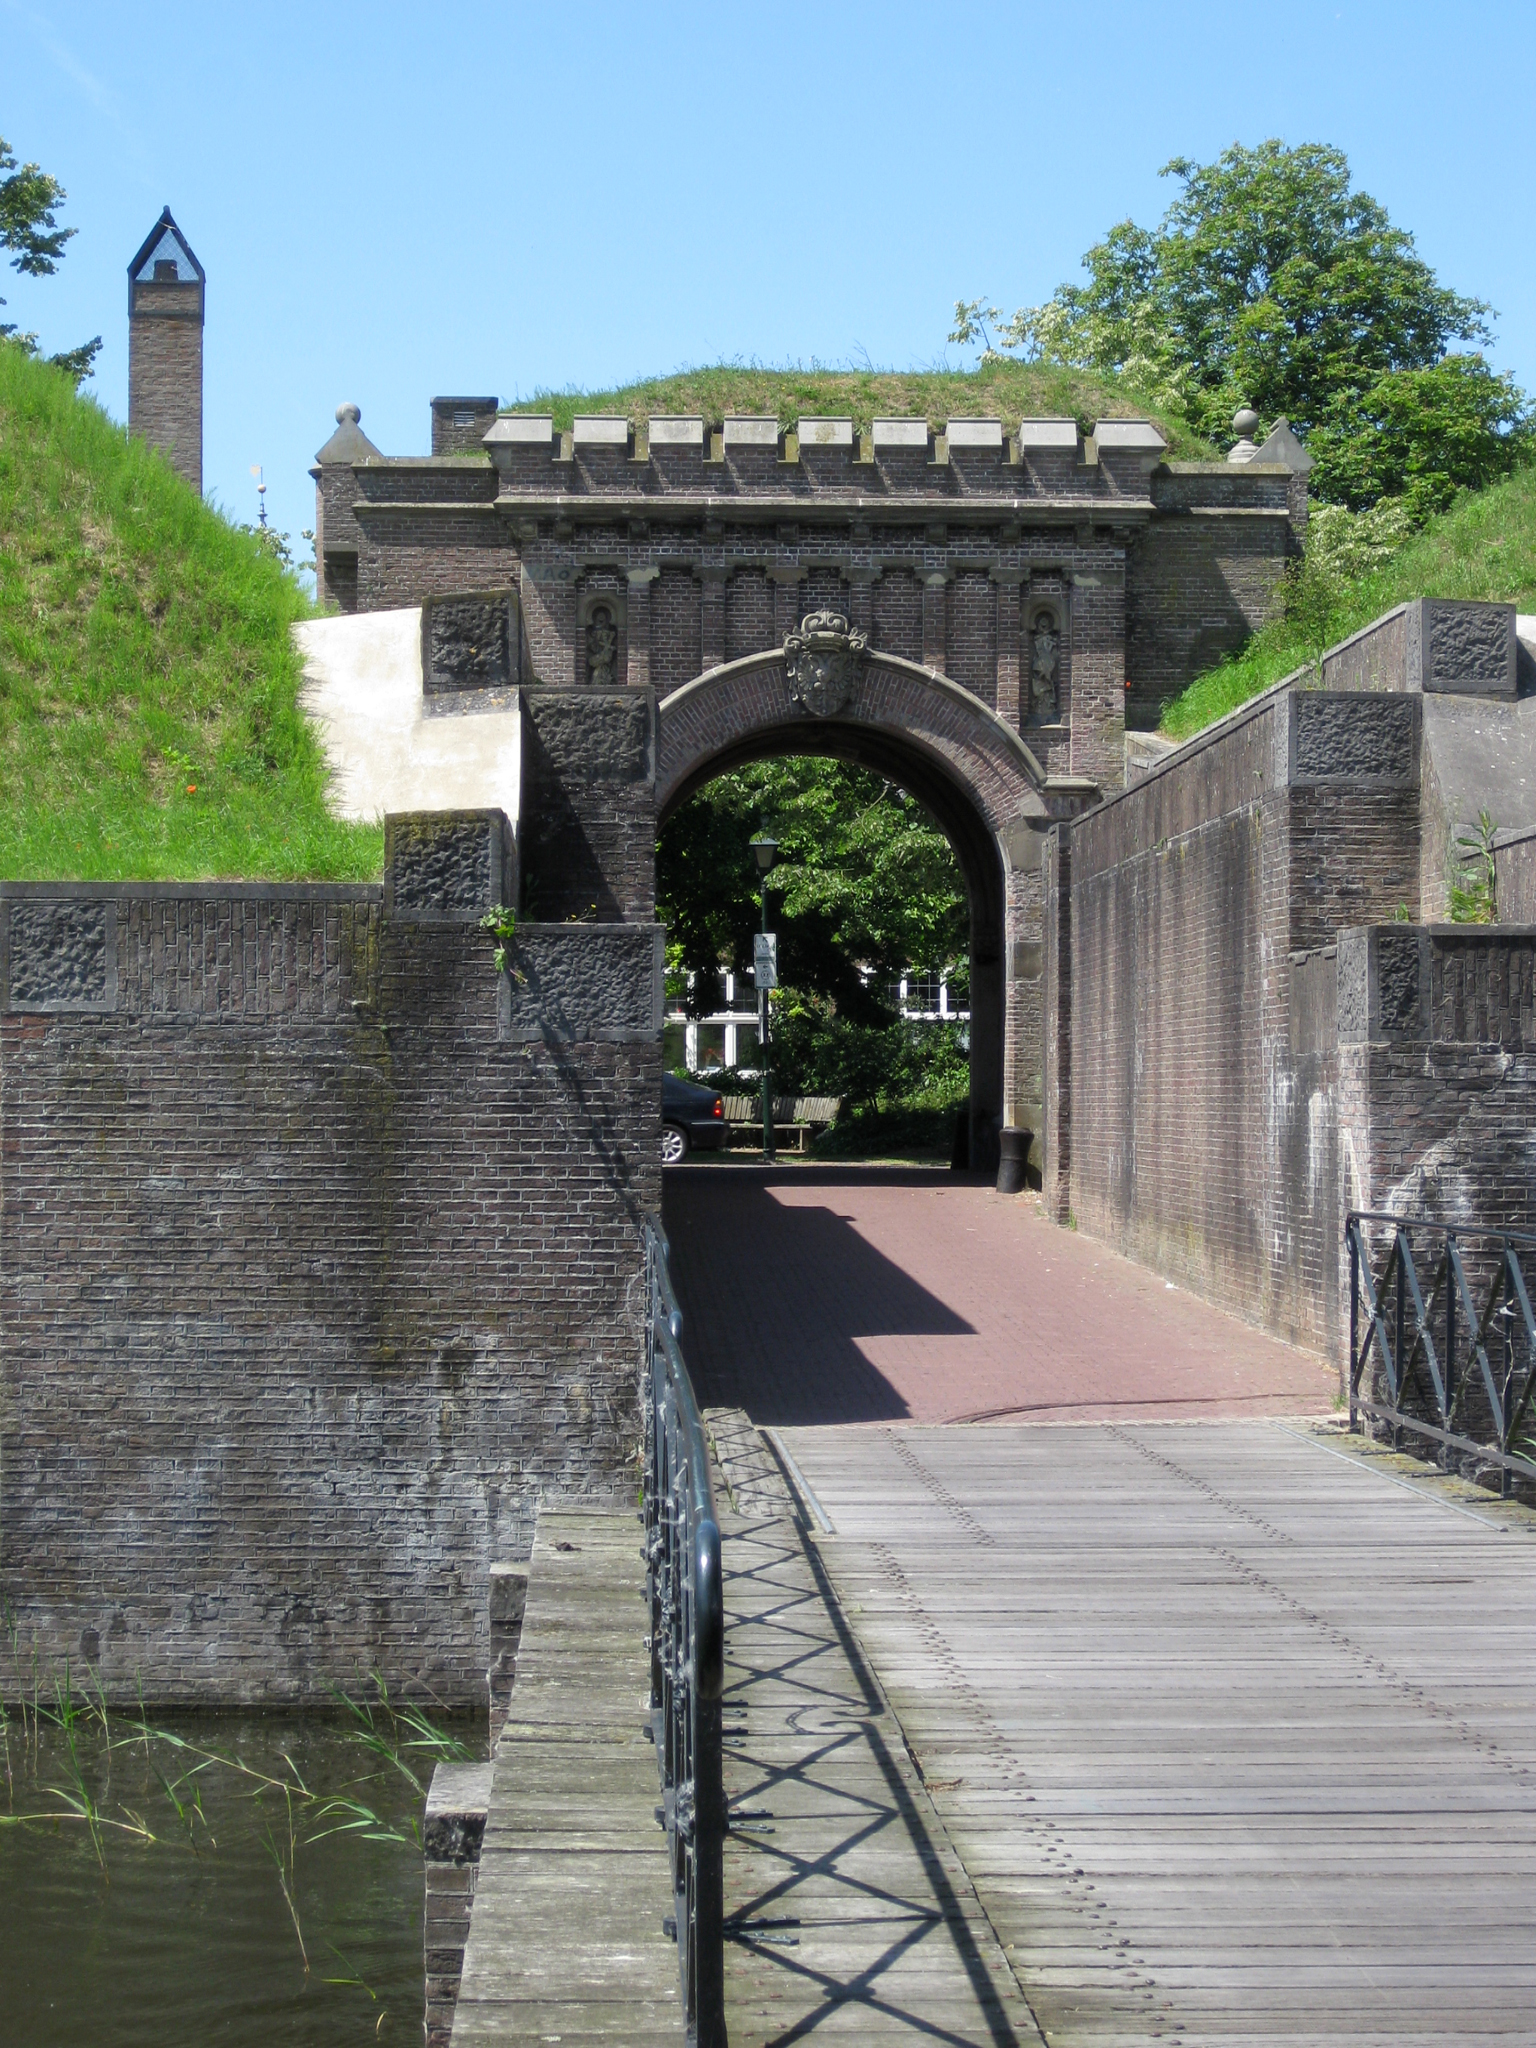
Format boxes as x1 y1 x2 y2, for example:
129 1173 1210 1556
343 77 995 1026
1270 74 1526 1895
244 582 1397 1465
656 648 1049 827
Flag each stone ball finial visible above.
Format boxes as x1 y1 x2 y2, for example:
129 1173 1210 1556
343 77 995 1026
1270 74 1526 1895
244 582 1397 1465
336 402 362 426
1228 405 1262 464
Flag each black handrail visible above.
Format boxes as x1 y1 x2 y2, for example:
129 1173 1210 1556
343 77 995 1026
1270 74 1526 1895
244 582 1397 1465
641 1216 725 2047
1346 1210 1536 1488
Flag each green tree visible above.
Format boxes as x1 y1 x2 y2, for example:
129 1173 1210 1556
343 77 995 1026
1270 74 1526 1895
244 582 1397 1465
1306 355 1529 515
657 757 969 1099
659 757 966 1016
955 141 1527 512
0 135 100 383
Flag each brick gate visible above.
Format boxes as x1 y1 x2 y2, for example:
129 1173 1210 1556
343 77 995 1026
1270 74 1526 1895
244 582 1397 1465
307 398 1308 1170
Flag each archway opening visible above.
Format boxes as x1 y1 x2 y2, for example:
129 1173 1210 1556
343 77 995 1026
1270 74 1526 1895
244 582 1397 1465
657 731 1005 1167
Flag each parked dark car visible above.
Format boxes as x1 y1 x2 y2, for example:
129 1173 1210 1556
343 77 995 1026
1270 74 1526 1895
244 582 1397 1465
663 1073 726 1163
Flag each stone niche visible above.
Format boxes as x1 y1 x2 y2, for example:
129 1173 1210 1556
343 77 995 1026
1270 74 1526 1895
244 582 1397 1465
575 579 628 689
1024 594 1067 728
421 589 522 697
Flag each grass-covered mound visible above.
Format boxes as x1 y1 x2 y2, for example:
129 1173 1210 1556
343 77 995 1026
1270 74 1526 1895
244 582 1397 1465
0 343 381 881
1160 464 1536 740
510 361 1213 457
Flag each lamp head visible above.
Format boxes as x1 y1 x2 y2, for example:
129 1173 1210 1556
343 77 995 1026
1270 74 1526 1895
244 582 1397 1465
749 830 779 876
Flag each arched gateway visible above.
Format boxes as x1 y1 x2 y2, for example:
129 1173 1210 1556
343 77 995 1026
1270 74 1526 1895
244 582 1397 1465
305 396 1310 1173
658 625 1054 1168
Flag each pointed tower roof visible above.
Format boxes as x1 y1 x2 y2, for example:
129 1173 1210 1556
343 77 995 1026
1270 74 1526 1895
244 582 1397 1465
314 403 383 467
128 207 205 290
1251 416 1314 475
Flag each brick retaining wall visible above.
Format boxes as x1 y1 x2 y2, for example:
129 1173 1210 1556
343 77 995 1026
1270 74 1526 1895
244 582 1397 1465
1051 687 1420 1357
0 817 661 1705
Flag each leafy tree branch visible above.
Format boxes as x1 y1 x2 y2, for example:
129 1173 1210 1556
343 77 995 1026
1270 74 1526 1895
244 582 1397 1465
953 140 1529 518
0 135 100 383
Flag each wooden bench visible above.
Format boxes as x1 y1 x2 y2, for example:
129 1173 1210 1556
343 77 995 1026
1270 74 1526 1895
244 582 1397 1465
721 1094 842 1152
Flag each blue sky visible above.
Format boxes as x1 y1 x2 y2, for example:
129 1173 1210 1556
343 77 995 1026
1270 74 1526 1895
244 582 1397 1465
6 1 1534 552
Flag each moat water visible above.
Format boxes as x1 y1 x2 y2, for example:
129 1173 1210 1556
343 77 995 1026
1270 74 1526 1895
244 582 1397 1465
0 1704 481 2045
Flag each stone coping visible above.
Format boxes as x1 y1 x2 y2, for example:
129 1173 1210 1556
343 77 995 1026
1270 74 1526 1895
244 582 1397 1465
0 879 384 902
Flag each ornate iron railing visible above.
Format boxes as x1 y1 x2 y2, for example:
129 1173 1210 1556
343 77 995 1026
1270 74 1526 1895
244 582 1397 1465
1347 1210 1536 1487
641 1216 725 2047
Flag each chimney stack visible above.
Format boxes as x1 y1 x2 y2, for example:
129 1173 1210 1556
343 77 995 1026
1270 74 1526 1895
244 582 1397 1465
431 396 500 454
127 208 205 492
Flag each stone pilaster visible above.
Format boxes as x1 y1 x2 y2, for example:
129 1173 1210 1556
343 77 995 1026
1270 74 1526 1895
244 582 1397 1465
771 566 808 643
847 567 876 638
922 570 950 670
700 567 727 671
1067 559 1127 789
625 566 659 691
992 568 1024 728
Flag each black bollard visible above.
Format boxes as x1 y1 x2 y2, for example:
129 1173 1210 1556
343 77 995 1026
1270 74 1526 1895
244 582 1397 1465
996 1126 1031 1194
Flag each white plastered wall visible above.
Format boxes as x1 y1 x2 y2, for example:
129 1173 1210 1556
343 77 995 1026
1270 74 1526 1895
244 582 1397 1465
294 608 520 823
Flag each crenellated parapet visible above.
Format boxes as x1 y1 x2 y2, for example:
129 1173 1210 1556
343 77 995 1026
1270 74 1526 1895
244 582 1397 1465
468 411 1176 515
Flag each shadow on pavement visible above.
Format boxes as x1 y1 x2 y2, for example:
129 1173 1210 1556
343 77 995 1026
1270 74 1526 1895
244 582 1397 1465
663 1165 976 1426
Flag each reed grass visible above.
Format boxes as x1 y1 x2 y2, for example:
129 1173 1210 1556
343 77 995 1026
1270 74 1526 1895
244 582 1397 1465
0 1629 474 1993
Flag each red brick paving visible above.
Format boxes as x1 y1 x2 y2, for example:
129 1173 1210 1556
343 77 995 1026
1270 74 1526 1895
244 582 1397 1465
663 1164 1339 1427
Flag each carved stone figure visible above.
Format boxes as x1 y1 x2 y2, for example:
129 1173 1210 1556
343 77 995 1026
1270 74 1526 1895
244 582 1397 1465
586 603 618 688
783 609 867 718
1031 616 1061 720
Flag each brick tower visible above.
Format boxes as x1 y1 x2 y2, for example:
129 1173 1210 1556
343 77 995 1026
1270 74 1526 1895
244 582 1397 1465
127 208 205 491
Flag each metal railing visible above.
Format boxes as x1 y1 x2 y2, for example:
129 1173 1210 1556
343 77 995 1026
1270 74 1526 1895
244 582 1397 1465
641 1216 725 2047
1347 1210 1536 1487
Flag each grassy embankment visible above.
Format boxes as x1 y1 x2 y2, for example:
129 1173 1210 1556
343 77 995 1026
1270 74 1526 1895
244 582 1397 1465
1160 462 1536 740
0 344 381 881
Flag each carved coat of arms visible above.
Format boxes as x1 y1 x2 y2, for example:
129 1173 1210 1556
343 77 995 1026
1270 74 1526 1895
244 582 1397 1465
783 610 866 718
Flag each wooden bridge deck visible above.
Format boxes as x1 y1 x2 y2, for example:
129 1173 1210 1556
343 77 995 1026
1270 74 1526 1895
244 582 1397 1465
779 1420 1536 2046
712 1415 1043 2043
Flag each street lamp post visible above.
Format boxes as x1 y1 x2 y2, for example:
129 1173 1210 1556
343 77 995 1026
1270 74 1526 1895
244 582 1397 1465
749 831 779 1163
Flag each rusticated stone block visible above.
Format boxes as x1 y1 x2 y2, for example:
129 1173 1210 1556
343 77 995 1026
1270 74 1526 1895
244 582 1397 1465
1336 929 1371 1043
1374 928 1425 1034
1417 598 1516 698
1288 692 1418 784
385 810 512 922
523 692 651 782
500 924 664 1043
1331 926 1425 1041
421 589 519 695
519 692 656 922
5 897 115 1010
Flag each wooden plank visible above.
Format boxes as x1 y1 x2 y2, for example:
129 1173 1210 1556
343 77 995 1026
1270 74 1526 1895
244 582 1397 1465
783 1419 1536 2046
451 1509 680 2045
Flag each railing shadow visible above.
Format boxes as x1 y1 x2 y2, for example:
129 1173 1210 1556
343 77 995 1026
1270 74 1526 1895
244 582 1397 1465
720 1509 1027 2044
